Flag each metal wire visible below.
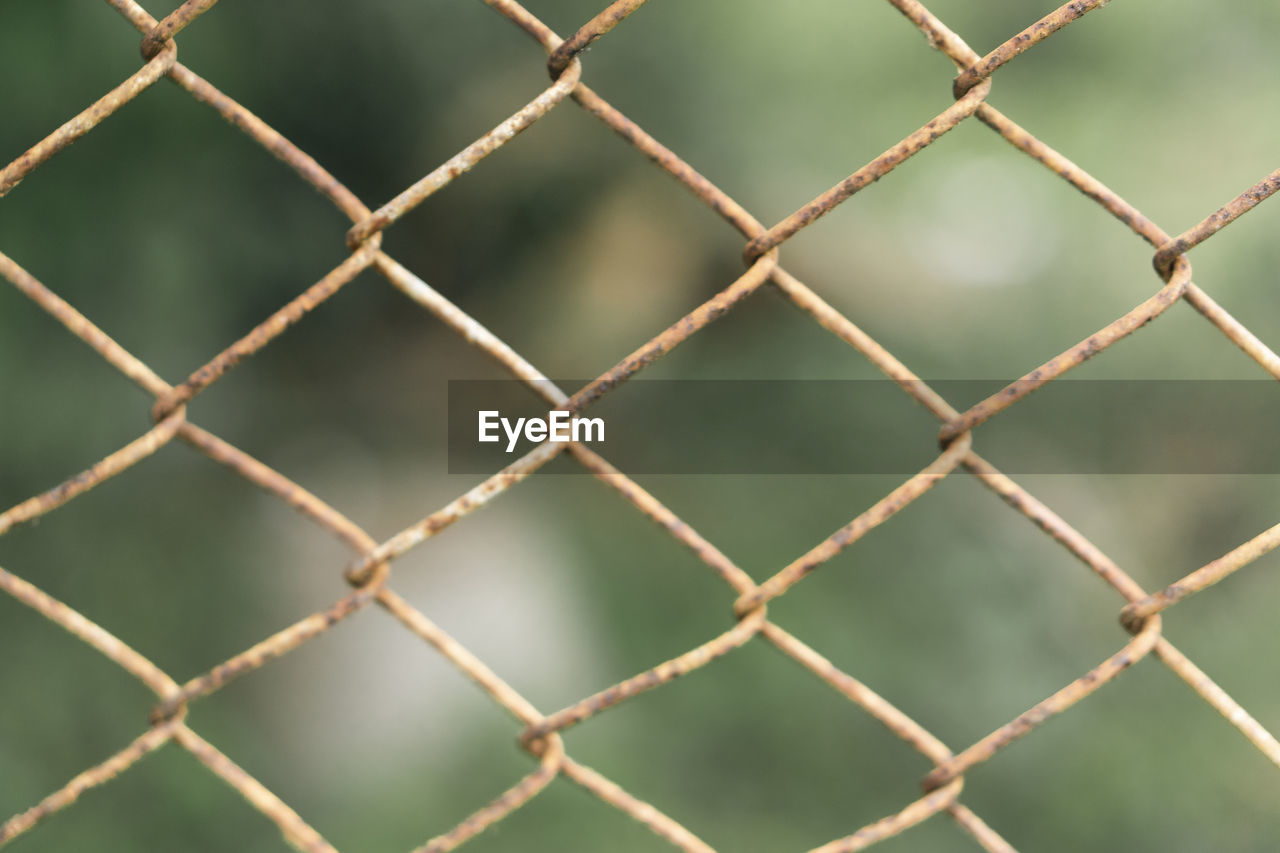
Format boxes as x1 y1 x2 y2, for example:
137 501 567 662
3 0 1279 850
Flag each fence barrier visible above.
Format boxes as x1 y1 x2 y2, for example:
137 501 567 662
3 1 1279 850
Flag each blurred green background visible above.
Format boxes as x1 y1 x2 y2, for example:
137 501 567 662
2 1 1279 851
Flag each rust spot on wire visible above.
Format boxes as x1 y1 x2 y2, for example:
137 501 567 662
0 722 180 845
922 616 1163 793
938 255 1192 446
0 410 186 537
417 736 565 853
139 0 221 58
519 608 768 748
175 725 338 853
548 0 650 77
565 250 779 413
346 60 582 248
953 0 1109 98
1152 167 1280 277
152 242 381 421
1120 521 1280 633
561 759 719 853
743 78 991 264
0 44 176 198
883 0 980 67
733 432 972 617
812 778 964 853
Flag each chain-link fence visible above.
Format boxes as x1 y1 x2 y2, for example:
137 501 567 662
3 0 1279 851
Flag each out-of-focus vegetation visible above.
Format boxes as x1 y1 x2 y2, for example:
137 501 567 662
2 2 1279 851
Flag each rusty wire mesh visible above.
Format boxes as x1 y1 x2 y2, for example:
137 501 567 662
3 0 1280 850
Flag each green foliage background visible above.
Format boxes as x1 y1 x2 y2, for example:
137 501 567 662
2 2 1278 851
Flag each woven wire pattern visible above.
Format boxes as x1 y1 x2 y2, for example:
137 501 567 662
3 1 1280 850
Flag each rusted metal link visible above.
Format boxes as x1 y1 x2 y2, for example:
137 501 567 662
481 0 562 53
151 242 380 422
518 607 768 750
174 724 338 853
367 157 1012 850
149 582 386 725
810 778 964 853
139 0 222 58
1152 167 1280 277
961 453 1147 601
761 622 951 764
561 758 718 853
108 0 372 223
380 586 719 850
0 560 184 846
770 267 959 422
763 623 1017 852
2 155 398 849
0 566 179 698
953 1 1109 98
1153 640 1280 768
345 59 582 248
2 253 382 559
504 0 1280 841
379 588 544 724
1120 521 1280 633
105 0 161 32
345 439 566 586
570 83 766 237
565 250 779 413
922 615 1163 793
0 721 180 845
0 250 170 393
416 735 565 853
1182 284 1280 379
547 0 650 77
972 105 1280 380
177 423 379 553
376 254 561 398
733 432 972 618
743 79 991 264
569 445 756 594
974 103 1167 246
166 63 372 223
0 43 176 197
964 454 1280 768
575 444 1017 851
948 805 1018 853
937 255 1193 447
0 409 185 537
881 0 980 68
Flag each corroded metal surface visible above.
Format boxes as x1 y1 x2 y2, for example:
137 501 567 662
2 0 1279 851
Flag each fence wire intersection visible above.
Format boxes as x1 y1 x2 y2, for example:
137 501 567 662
2 0 1280 851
